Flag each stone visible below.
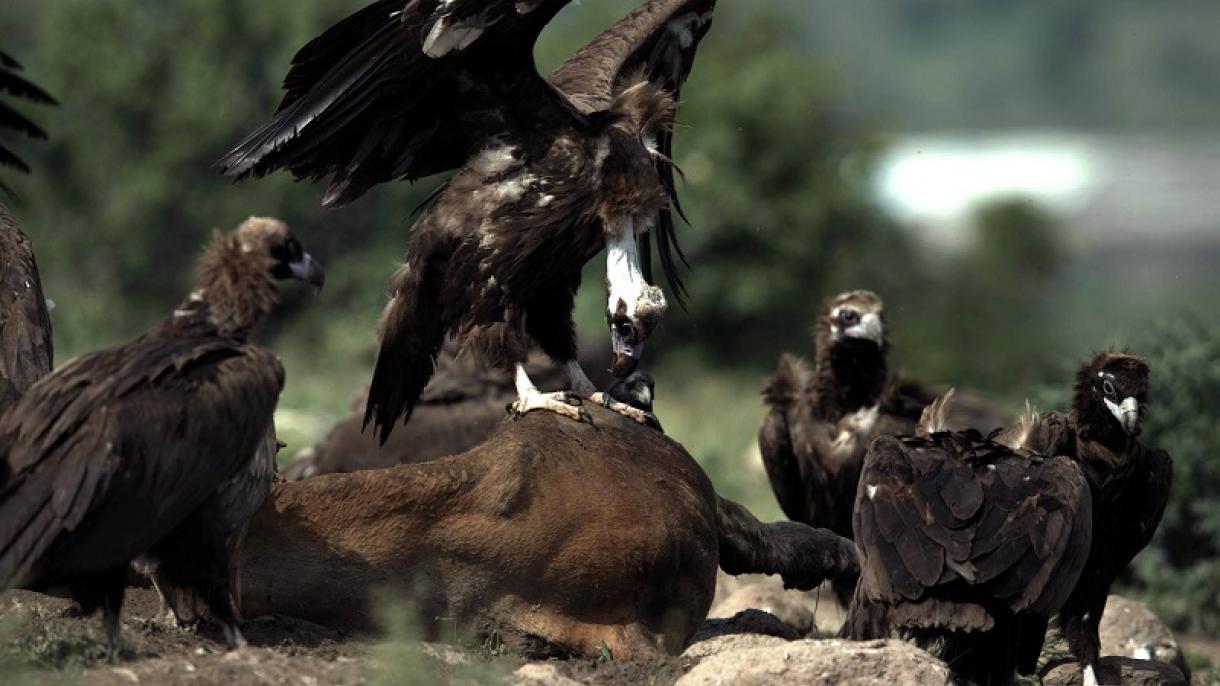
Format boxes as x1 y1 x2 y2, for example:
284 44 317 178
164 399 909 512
1040 656 1186 686
675 638 952 686
1099 595 1187 678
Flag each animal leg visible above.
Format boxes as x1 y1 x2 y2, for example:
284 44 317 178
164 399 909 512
1063 604 1104 686
71 567 128 654
510 363 591 423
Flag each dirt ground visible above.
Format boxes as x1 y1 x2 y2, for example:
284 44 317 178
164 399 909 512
2 587 1216 685
0 588 692 686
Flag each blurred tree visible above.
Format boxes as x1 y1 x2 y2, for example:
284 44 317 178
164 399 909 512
1124 317 1220 634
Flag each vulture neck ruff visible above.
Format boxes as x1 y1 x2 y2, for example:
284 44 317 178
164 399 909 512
814 334 888 419
189 232 278 340
606 219 645 318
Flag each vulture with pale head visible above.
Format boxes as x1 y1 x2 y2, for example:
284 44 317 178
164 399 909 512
845 352 1172 686
217 0 716 441
0 51 55 414
758 290 1006 603
0 218 323 649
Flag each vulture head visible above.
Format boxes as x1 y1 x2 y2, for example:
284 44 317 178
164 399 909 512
601 80 677 378
819 290 886 349
233 217 326 291
1075 352 1150 437
195 217 325 339
607 370 661 432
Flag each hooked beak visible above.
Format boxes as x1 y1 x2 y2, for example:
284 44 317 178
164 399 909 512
289 253 326 292
610 327 642 378
1105 396 1141 435
844 312 884 345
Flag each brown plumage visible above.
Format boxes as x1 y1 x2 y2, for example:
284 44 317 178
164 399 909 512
843 428 1092 686
758 290 1007 603
0 204 52 416
996 352 1172 686
0 217 323 649
217 0 716 441
845 352 1172 686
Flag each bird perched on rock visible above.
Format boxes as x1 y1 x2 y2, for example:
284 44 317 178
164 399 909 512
758 290 1006 603
846 352 1172 686
995 352 1172 686
0 52 55 414
217 0 717 441
0 217 323 649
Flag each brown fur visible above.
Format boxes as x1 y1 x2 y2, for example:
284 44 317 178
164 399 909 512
237 404 856 658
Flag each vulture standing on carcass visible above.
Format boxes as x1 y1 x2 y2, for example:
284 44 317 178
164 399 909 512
845 352 1172 686
217 0 717 442
0 218 324 649
0 51 55 414
758 290 1006 603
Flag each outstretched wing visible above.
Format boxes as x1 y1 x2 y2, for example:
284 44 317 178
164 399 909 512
0 337 282 586
854 433 1092 632
548 0 717 303
0 51 56 197
216 0 574 207
0 204 53 414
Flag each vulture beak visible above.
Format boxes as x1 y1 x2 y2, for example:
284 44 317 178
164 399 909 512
289 253 326 292
1105 396 1141 435
610 326 642 378
845 313 884 345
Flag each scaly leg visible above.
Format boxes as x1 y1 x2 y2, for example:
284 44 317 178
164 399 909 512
510 363 591 423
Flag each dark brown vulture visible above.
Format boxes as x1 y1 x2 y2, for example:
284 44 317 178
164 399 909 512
758 290 1007 603
994 352 1172 686
0 204 53 416
0 52 55 414
845 352 1172 686
0 217 324 650
216 0 716 442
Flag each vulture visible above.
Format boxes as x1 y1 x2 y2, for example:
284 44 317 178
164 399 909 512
758 290 1006 603
0 52 55 413
0 217 324 649
845 352 1172 686
216 0 717 442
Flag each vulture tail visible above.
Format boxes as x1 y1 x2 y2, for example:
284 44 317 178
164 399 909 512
364 243 450 445
916 388 957 437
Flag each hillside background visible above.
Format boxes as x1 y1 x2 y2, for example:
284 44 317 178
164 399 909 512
2 0 1218 645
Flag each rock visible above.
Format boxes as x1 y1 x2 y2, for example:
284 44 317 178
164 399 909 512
709 583 815 635
682 633 788 661
1040 656 1186 686
675 638 952 686
690 609 802 644
1100 595 1188 678
514 663 586 686
712 574 847 636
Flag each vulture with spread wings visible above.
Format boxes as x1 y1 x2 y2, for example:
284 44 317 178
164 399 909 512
0 218 323 649
0 52 55 415
217 0 716 441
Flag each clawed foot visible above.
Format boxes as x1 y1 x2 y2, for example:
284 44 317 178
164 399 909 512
509 390 592 424
591 392 662 431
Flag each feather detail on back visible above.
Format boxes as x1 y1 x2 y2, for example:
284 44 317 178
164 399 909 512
916 388 956 438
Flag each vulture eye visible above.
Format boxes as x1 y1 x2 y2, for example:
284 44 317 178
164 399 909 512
840 310 860 326
1102 380 1116 396
619 321 636 339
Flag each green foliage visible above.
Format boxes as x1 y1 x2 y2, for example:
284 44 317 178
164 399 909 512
1123 317 1220 634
